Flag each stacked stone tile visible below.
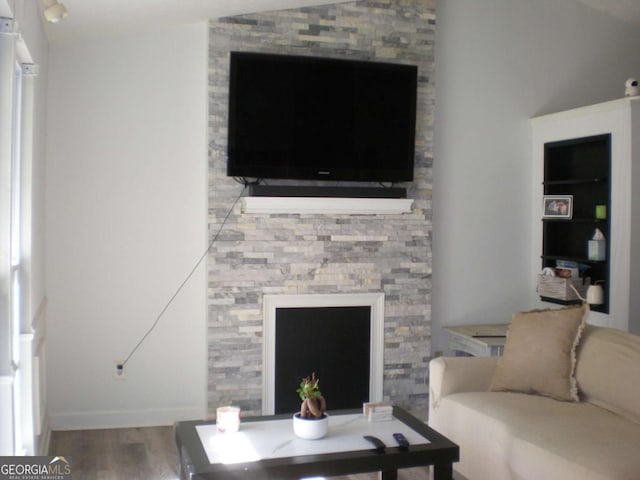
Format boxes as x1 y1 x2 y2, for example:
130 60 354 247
208 0 435 418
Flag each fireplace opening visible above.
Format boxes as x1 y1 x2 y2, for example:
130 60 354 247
263 293 384 414
274 306 371 414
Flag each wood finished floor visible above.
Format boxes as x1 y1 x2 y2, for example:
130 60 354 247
49 426 456 480
49 426 179 480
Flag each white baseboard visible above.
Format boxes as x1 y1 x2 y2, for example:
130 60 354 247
49 406 205 431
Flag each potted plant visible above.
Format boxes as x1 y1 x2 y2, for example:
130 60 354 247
293 372 328 439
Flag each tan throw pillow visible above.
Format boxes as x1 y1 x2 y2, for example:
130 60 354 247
489 303 589 401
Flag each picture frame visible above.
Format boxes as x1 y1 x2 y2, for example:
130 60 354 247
543 195 573 219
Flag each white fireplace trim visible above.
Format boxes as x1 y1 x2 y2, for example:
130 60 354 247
262 293 385 414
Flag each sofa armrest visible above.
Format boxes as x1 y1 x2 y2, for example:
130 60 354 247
429 356 499 412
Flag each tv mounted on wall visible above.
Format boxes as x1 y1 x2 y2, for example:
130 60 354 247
226 52 418 184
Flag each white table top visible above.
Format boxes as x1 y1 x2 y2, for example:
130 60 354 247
196 413 430 465
444 324 508 342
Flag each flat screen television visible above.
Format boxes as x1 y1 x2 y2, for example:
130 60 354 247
226 52 417 183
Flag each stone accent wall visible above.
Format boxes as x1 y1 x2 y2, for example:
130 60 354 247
208 0 436 418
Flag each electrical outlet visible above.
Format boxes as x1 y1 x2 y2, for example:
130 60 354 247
114 361 126 380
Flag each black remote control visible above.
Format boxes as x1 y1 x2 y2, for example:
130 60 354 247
363 435 386 453
393 432 410 450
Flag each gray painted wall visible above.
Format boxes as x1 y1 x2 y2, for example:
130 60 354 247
46 23 209 429
432 0 640 353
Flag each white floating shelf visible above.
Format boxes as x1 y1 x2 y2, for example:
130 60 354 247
241 196 414 215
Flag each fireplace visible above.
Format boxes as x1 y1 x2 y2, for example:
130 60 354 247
263 293 384 414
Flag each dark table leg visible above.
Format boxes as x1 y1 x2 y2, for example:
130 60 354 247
178 455 188 480
379 470 398 480
433 462 453 480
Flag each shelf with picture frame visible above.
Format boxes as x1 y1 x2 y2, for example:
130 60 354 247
539 134 611 314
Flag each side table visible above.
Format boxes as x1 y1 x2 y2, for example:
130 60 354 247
444 324 508 357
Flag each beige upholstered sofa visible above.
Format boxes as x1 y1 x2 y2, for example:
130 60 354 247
429 309 640 480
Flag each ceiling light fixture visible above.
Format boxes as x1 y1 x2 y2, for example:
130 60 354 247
42 0 68 23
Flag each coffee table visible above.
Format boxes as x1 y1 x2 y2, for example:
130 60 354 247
174 406 459 480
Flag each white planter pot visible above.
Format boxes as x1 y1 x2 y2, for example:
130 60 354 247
293 413 328 440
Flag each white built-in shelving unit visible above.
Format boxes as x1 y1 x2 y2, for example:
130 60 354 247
531 97 640 333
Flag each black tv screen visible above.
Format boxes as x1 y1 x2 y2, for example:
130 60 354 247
227 52 417 183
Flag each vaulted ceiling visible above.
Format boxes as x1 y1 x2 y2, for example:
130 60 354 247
35 0 640 44
39 0 349 43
